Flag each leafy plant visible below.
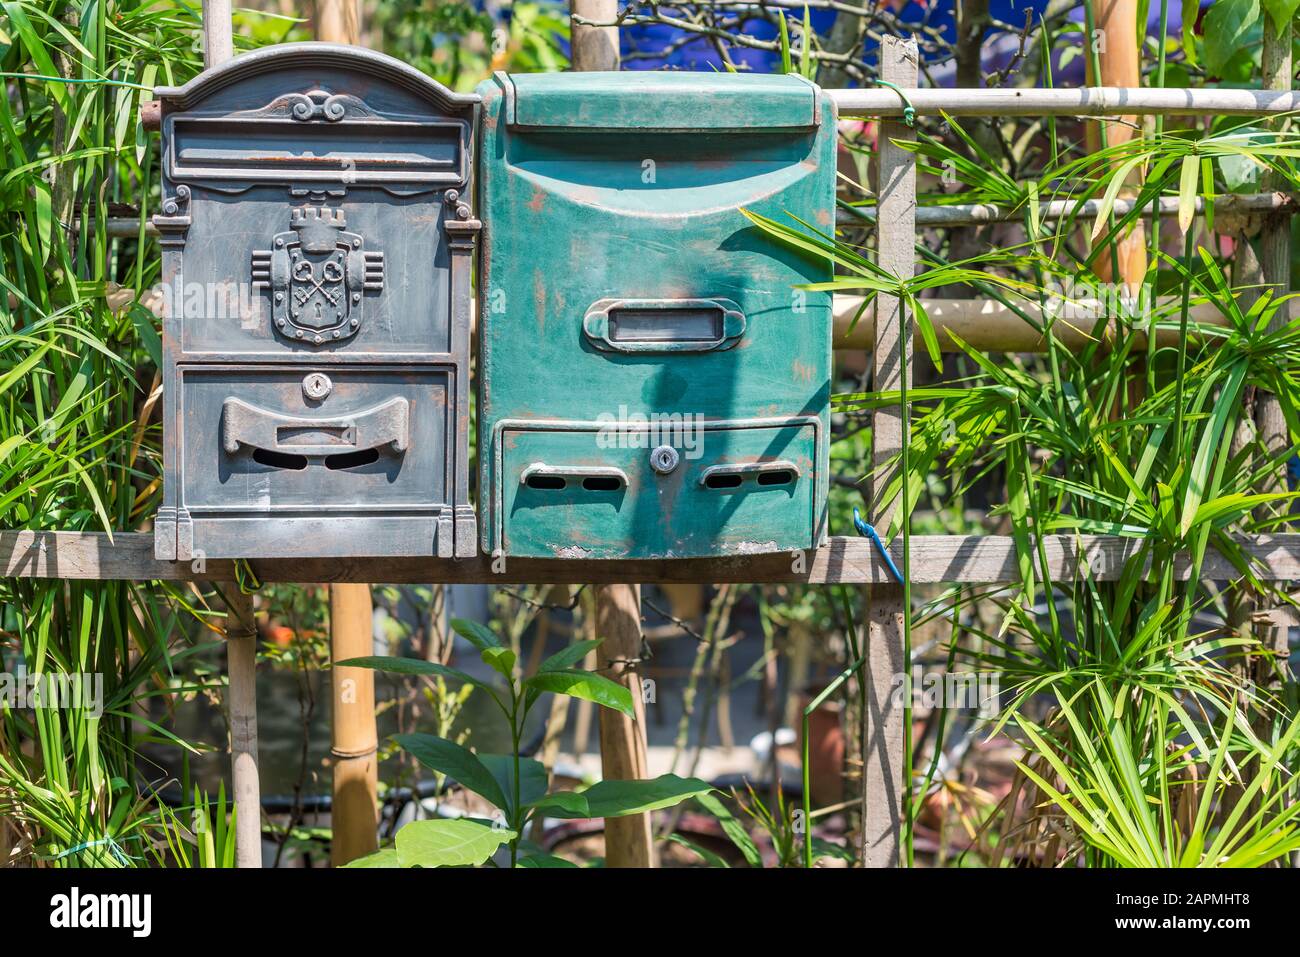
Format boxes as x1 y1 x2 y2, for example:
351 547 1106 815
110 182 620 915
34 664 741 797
339 619 712 867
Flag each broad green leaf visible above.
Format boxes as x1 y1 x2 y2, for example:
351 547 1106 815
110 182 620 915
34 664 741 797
481 645 516 680
1089 155 1146 240
1218 132 1264 194
529 774 713 820
517 852 579 868
393 734 509 810
395 819 515 868
810 838 855 863
0 434 26 466
334 655 493 696
342 847 400 868
1262 0 1300 35
1179 360 1247 537
451 617 501 652
696 791 762 867
538 638 603 673
1202 0 1260 77
1181 0 1200 65
129 302 162 371
525 668 634 717
663 833 730 868
1177 155 1198 234
478 754 548 815
1025 179 1040 242
33 180 52 264
524 789 589 817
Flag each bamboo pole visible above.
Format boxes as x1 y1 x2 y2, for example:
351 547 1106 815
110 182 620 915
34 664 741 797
1087 0 1145 291
312 0 380 867
200 0 233 66
1257 24 1294 495
569 0 654 868
594 584 654 867
831 295 1227 351
829 85 1300 117
839 191 1292 229
224 589 263 868
861 35 916 869
314 0 358 45
1254 13 1293 840
197 0 264 871
329 583 379 865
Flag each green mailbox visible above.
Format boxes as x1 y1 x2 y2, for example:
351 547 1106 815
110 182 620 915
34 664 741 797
476 71 835 560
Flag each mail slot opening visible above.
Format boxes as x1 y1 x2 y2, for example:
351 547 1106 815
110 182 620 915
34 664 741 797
326 448 381 471
582 475 622 491
757 469 795 486
704 472 743 490
253 448 308 471
609 306 723 343
526 473 567 491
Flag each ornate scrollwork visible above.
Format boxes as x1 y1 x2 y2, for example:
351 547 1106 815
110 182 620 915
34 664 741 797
444 189 473 222
161 184 190 217
287 90 349 122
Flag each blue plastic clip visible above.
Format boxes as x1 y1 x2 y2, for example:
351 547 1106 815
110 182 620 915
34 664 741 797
852 507 904 584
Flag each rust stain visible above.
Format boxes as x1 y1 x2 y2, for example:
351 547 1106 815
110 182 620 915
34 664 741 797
792 359 815 383
527 187 546 213
533 269 546 337
815 208 832 227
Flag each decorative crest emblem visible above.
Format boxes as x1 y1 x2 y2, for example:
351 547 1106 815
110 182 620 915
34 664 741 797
252 206 384 345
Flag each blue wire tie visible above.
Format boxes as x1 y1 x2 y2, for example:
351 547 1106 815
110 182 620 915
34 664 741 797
852 507 904 584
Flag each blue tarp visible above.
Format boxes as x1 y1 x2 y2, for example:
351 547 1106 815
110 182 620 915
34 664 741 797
525 0 1202 81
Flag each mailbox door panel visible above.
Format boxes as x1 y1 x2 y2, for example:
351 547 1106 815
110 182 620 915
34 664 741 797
180 365 450 512
478 130 834 423
175 190 454 358
498 422 818 559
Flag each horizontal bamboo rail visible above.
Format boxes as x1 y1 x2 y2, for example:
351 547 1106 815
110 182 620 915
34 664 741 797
3 530 1298 585
837 191 1293 228
829 86 1300 117
831 295 1228 350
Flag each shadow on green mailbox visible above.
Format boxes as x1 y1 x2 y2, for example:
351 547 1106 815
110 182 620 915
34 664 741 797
476 71 836 560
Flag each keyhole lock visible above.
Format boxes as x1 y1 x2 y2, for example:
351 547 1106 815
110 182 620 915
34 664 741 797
302 372 333 401
650 445 680 475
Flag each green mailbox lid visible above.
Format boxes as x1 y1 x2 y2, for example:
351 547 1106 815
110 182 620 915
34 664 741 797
504 70 820 131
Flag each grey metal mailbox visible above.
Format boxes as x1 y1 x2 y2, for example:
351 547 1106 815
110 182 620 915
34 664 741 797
150 43 479 561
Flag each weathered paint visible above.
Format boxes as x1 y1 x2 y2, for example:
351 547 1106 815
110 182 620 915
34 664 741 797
152 44 479 560
476 71 836 559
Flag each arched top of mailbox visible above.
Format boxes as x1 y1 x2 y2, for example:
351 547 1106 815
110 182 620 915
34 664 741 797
154 42 478 116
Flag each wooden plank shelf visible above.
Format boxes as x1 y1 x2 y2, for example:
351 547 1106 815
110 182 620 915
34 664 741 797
4 530 1299 586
